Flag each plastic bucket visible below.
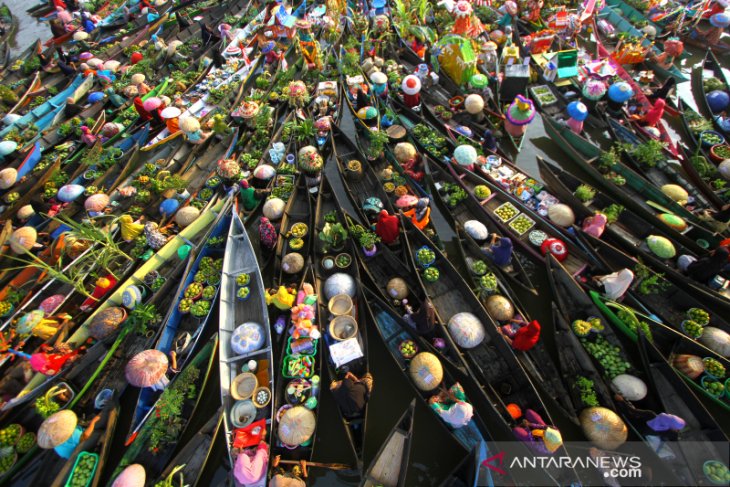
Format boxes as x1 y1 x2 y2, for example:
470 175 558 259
329 315 358 341
328 294 353 317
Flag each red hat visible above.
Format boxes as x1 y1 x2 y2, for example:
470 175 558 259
131 52 144 65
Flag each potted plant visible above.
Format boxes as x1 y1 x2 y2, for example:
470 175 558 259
319 222 348 253
366 129 390 160
574 184 596 203
358 230 380 257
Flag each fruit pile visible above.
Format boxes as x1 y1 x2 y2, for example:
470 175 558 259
494 202 518 222
704 461 730 484
469 259 487 276
588 317 604 332
474 185 491 199
703 358 726 379
687 308 710 326
572 320 592 337
423 267 440 282
67 453 97 487
237 273 251 286
0 301 12 316
0 447 16 475
15 433 35 454
416 247 436 267
703 378 725 397
184 282 204 299
399 340 418 359
479 272 498 291
237 287 250 300
202 286 216 300
289 237 304 250
581 335 631 379
682 319 704 339
178 298 193 314
291 222 308 238
509 214 535 235
0 425 22 448
191 300 211 318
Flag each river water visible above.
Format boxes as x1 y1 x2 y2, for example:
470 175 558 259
4 4 726 485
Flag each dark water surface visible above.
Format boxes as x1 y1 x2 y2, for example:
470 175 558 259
4 7 728 484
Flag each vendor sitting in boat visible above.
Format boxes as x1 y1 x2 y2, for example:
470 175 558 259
403 297 437 336
481 233 513 268
429 382 474 429
270 458 307 487
330 369 373 420
508 403 563 455
498 318 541 352
375 209 400 245
403 197 431 231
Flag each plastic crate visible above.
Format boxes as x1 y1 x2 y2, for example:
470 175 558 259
64 452 99 487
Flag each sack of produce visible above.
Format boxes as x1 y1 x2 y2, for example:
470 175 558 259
611 374 647 401
698 327 730 357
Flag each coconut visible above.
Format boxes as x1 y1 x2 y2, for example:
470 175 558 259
485 295 515 321
9 227 37 254
263 198 285 220
611 374 647 401
672 354 704 379
646 235 676 259
465 94 484 115
393 142 417 164
282 253 304 274
180 117 200 133
579 407 628 450
89 307 127 340
38 410 78 449
111 464 146 487
386 277 408 300
464 220 489 241
720 160 730 180
657 213 687 232
660 184 689 205
409 352 443 391
547 203 575 227
175 206 200 227
698 327 730 357
324 273 356 299
0 168 17 189
448 312 486 348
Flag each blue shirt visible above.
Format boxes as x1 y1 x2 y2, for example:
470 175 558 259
54 426 82 459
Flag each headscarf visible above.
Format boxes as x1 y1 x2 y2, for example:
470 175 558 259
133 96 154 121
647 413 686 432
642 98 666 127
80 126 96 146
375 210 399 244
582 213 608 238
512 320 541 351
166 117 180 134
219 23 234 41
677 254 697 271
415 198 430 221
482 129 497 152
489 237 513 267
412 298 436 335
56 7 73 24
597 268 634 300
687 247 730 283
259 217 278 250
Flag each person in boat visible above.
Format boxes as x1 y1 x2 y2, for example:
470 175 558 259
80 275 117 311
80 10 95 33
64 97 84 118
482 234 513 267
481 129 498 154
429 383 474 428
403 297 436 336
270 458 307 487
41 411 101 459
0 362 33 407
240 179 270 212
199 20 221 45
686 246 730 283
262 41 282 66
375 209 400 245
632 98 666 127
362 197 384 224
403 197 431 231
49 19 67 38
582 212 608 238
57 57 77 76
509 404 563 455
499 319 541 352
259 217 279 253
234 440 269 485
330 369 373 419
79 126 96 146
132 96 155 122
410 36 426 59
592 268 635 300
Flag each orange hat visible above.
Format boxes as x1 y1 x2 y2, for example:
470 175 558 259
506 403 522 420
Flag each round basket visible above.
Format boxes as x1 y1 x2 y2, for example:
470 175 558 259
416 246 436 268
702 358 726 380
703 461 730 485
231 372 258 400
328 294 353 317
329 315 358 341
701 375 725 399
253 386 272 408
681 320 703 339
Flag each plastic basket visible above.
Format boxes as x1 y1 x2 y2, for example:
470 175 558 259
701 375 725 399
703 460 730 485
64 452 99 487
282 354 315 379
415 245 436 268
286 336 318 357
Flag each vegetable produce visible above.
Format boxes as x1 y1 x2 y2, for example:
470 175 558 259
479 272 497 291
469 259 488 276
703 357 726 378
0 447 16 475
616 308 653 342
682 320 704 339
581 335 631 379
509 214 535 235
423 267 440 282
191 300 211 318
703 461 730 484
254 388 270 406
687 308 710 326
0 425 21 447
416 247 436 267
0 301 12 316
574 184 596 202
15 433 35 454
703 377 724 397
68 453 97 487
237 273 251 286
237 287 250 300
289 237 304 250
589 317 604 332
575 376 599 407
184 282 203 299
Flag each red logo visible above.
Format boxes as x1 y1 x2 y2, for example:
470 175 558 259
482 451 507 475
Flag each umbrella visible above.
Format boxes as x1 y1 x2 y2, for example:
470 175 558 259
104 60 121 72
87 91 104 103
567 101 588 121
131 73 146 84
607 82 633 103
453 144 478 166
125 349 169 388
710 12 730 28
79 52 93 61
57 184 85 202
261 41 276 54
396 194 419 208
409 352 443 391
87 58 103 68
582 79 606 101
38 410 78 449
278 406 316 446
160 107 181 119
17 205 34 220
180 117 200 132
370 71 387 85
143 97 162 111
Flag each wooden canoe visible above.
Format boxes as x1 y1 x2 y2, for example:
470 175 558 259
362 400 415 487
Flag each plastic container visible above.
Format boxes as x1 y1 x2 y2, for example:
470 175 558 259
282 355 315 379
701 375 725 399
64 452 99 487
681 320 703 339
703 460 730 485
415 245 436 268
286 336 318 356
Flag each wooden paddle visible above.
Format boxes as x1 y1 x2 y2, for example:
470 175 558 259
277 459 353 470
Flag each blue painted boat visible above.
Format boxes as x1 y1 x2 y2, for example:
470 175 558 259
125 199 233 443
15 141 42 179
0 74 88 138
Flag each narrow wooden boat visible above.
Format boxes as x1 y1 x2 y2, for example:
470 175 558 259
681 29 730 57
155 408 224 487
546 254 704 484
362 400 415 487
693 49 730 138
542 112 723 248
401 217 581 486
126 199 232 442
338 48 381 134
219 208 273 486
6 71 42 115
273 174 313 286
107 334 219 482
590 290 730 415
438 441 491 487
313 175 368 468
424 159 538 294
